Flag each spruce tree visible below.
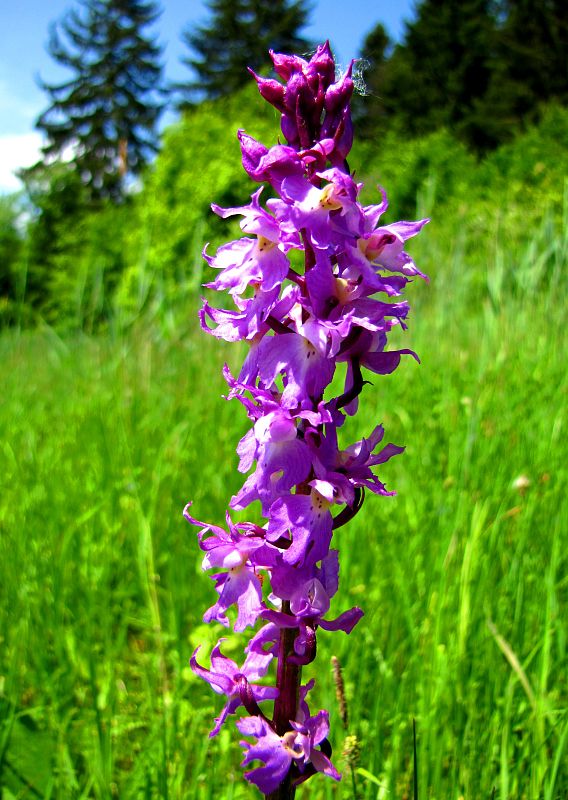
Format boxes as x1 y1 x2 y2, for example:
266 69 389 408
357 0 497 150
177 0 312 104
351 22 392 139
32 0 165 201
401 0 494 146
480 0 568 142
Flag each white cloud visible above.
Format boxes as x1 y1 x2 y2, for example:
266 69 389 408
0 132 43 192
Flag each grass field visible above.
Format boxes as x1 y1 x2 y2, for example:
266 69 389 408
1 190 567 799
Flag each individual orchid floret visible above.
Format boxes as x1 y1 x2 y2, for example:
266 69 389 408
237 708 340 794
191 641 278 737
336 424 406 496
269 168 363 249
237 715 293 793
238 132 304 192
202 283 303 358
223 365 333 429
265 550 363 664
203 236 289 297
211 187 301 247
302 262 412 359
199 286 281 343
245 622 281 671
184 504 276 631
203 189 300 297
337 330 420 415
263 583 363 666
304 247 411 313
350 216 430 281
310 422 406 501
265 480 340 568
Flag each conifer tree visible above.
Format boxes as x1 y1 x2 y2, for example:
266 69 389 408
356 0 497 150
480 0 568 142
357 0 567 150
351 22 392 139
32 0 165 201
177 0 311 104
386 0 496 148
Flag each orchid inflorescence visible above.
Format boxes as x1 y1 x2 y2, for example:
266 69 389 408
185 42 427 797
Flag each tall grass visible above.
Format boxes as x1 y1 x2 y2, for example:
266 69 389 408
1 192 566 799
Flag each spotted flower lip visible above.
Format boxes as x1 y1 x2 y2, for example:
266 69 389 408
203 237 290 296
268 169 364 249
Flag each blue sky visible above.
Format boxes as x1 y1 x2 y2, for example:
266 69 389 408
0 0 415 192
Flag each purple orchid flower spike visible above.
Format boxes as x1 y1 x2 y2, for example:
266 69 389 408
186 40 427 798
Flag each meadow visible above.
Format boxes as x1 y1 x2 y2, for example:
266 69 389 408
1 116 567 799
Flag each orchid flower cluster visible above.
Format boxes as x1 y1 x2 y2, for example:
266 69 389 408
185 42 427 797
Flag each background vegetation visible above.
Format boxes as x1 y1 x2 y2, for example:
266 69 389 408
0 0 567 797
1 97 567 798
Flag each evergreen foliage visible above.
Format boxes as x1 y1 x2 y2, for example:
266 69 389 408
23 164 89 317
481 0 568 143
352 22 391 139
176 0 312 104
0 196 25 325
357 0 568 150
21 162 130 327
30 0 165 201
